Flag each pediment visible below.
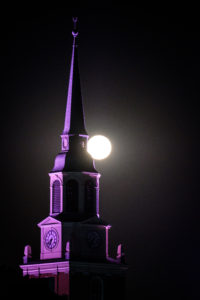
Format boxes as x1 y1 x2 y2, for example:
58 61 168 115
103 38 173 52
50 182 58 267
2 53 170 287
37 216 61 228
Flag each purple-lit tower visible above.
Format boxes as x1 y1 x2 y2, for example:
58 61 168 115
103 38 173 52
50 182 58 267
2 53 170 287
20 19 127 299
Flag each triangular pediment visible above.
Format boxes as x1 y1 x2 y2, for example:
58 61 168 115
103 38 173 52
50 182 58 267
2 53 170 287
37 216 61 228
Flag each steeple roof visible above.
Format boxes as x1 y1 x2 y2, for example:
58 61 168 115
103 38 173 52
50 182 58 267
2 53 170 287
51 18 97 173
63 21 87 136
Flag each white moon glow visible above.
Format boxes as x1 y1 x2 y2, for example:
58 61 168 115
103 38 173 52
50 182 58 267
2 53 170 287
87 135 112 160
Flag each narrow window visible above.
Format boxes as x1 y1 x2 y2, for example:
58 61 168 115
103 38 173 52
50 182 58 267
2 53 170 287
85 180 95 214
52 180 60 213
90 277 103 300
66 180 79 212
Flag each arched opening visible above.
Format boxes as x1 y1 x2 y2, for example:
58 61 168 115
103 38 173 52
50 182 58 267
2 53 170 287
89 276 103 300
52 180 61 213
66 180 79 212
85 180 96 214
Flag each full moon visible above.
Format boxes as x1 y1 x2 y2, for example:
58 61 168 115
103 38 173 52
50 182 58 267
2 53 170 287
87 135 112 160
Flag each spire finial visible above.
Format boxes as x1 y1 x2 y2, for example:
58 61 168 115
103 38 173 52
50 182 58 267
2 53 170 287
72 17 78 41
73 17 78 31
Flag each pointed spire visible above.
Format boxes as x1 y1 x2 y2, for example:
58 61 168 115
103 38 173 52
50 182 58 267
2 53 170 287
62 17 87 137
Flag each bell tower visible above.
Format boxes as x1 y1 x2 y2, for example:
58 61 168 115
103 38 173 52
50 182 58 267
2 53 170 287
20 18 127 299
49 17 100 220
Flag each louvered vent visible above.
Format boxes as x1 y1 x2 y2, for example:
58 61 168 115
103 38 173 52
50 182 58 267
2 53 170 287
85 180 95 214
66 180 79 212
52 180 60 213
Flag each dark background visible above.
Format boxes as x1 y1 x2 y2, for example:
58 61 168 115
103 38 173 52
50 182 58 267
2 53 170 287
0 5 199 299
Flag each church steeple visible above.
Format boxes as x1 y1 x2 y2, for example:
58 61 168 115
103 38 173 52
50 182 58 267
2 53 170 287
61 17 88 152
20 18 127 298
52 18 97 174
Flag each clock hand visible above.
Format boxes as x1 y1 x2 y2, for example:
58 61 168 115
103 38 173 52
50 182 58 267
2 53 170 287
48 238 53 246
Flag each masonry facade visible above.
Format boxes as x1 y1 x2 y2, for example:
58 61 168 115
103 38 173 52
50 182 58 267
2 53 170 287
20 20 127 300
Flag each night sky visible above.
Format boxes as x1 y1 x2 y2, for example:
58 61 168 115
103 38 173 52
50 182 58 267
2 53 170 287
0 6 199 299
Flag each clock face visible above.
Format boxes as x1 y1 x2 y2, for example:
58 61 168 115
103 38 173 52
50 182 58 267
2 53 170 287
44 229 59 250
87 231 101 248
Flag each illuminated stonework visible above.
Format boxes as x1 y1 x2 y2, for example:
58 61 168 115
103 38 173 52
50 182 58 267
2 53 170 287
20 18 127 299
